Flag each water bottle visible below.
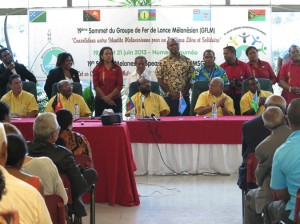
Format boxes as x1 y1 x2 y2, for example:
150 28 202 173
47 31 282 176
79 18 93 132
130 107 136 120
212 102 217 119
74 103 79 120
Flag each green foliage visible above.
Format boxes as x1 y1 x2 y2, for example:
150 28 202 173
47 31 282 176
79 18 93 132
107 0 160 7
36 82 48 113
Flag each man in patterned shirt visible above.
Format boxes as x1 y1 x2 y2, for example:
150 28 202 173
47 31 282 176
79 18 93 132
155 37 195 116
190 49 229 88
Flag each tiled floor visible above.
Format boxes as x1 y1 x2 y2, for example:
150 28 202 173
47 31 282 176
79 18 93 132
82 174 242 224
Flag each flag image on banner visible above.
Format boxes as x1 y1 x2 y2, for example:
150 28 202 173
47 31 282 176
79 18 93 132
138 9 156 21
178 92 187 115
83 10 100 22
29 11 47 23
250 91 259 113
248 9 266 21
126 98 135 111
193 9 211 21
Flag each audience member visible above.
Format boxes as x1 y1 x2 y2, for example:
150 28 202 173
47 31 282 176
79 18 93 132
237 95 286 190
155 37 194 116
126 77 170 117
194 77 234 116
246 46 277 84
0 101 10 123
0 48 37 98
56 109 94 167
5 134 44 195
45 80 91 117
124 56 157 95
44 52 80 100
0 123 52 223
1 74 38 118
221 46 252 115
3 122 68 205
240 76 273 115
190 49 229 87
92 46 123 116
265 98 300 223
278 45 300 105
0 169 20 224
244 106 291 224
27 113 97 218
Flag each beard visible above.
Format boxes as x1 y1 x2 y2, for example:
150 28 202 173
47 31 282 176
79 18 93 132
141 89 151 95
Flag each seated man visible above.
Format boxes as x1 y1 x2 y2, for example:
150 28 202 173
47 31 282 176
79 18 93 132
124 56 157 95
240 76 273 115
244 106 291 224
126 76 170 117
190 49 229 88
44 80 91 117
1 74 38 118
265 98 300 223
0 48 37 98
27 113 98 218
194 77 235 116
0 123 52 224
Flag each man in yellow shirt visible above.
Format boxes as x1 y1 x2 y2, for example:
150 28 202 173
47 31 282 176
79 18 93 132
240 76 273 115
45 80 91 117
126 77 170 118
194 77 235 116
1 74 38 117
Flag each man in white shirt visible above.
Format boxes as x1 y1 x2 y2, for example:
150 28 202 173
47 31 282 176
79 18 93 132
0 123 52 224
124 56 157 95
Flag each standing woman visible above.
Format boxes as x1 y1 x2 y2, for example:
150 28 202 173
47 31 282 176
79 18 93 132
44 52 80 99
93 46 123 116
246 46 277 84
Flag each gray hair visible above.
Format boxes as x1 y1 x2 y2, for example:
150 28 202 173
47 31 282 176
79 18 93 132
262 106 285 130
57 80 71 92
265 95 286 113
33 113 59 142
211 77 224 88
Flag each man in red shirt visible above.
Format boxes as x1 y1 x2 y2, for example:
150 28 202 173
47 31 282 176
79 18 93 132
221 46 252 115
278 45 300 105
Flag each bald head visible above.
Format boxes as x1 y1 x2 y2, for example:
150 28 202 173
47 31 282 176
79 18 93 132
265 95 286 113
262 106 285 130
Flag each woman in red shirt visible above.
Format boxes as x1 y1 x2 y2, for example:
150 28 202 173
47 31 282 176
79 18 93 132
246 46 277 84
92 47 123 116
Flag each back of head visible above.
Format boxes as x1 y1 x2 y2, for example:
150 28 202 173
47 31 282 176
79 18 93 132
33 112 59 142
262 106 285 130
56 109 73 130
265 95 286 113
287 98 300 130
3 123 23 137
0 123 7 165
0 101 10 123
6 134 27 167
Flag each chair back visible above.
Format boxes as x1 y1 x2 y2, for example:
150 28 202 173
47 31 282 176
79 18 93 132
190 81 209 115
59 173 72 204
128 81 160 97
241 78 273 96
7 81 37 100
246 152 258 190
51 82 83 97
45 194 66 224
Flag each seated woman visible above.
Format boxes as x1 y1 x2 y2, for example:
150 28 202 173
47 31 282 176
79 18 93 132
5 134 44 195
44 52 80 100
55 109 94 167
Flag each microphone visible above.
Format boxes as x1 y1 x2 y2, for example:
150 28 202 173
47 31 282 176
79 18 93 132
141 95 145 118
151 113 159 122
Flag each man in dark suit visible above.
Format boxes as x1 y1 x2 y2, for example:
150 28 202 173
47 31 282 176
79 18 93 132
237 95 287 190
0 48 37 98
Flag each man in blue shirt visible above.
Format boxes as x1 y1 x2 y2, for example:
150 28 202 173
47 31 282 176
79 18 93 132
190 49 229 87
265 98 300 223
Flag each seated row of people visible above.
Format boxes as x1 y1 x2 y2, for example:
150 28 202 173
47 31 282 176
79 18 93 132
240 96 300 223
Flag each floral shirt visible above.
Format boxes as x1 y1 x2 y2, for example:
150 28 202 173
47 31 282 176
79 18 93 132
190 64 229 86
155 54 194 93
